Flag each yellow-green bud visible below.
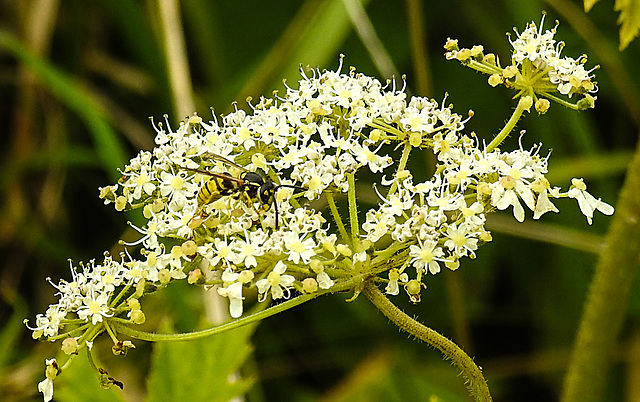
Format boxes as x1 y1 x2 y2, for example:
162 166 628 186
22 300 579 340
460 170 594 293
406 279 423 296
535 98 550 114
128 298 141 310
483 53 497 66
519 96 533 112
445 259 460 271
302 277 319 293
61 337 79 355
188 269 204 285
337 244 352 256
115 196 127 212
181 240 197 257
502 65 518 78
409 131 422 147
444 38 459 51
488 73 502 87
158 269 172 285
238 270 255 283
130 309 146 325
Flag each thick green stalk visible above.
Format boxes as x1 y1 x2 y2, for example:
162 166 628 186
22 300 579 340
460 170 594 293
561 134 640 401
363 281 492 401
486 96 528 152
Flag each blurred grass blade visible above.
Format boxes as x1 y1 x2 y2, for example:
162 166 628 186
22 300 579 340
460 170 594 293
0 30 127 182
342 0 398 78
546 150 633 183
237 0 367 100
0 297 27 370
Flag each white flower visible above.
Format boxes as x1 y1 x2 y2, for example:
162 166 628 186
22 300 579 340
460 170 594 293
456 199 486 225
208 238 234 268
38 378 54 402
256 261 295 301
159 170 189 205
509 14 558 65
283 232 317 264
568 178 614 224
77 290 112 325
432 131 461 161
38 358 58 402
230 232 265 268
409 238 446 274
490 153 538 222
491 179 526 222
444 223 479 258
316 271 334 289
217 280 245 318
385 268 408 295
124 165 157 200
532 179 560 220
376 188 414 216
426 185 463 212
362 209 395 242
349 141 392 173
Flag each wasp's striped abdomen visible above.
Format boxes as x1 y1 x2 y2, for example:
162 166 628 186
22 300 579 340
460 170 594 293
197 173 240 206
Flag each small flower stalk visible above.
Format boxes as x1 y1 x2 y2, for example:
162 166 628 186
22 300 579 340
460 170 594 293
26 14 613 402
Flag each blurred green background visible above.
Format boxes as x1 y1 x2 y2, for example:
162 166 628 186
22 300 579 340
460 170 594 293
1 0 638 401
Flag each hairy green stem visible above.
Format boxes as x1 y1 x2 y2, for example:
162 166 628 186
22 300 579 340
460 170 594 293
465 59 502 75
541 92 580 110
561 133 640 402
388 141 413 195
326 192 350 243
347 173 359 243
111 291 320 342
109 277 367 343
486 97 528 152
363 281 492 401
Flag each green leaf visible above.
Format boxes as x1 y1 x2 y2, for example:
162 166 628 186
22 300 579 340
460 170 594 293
0 298 27 369
146 322 257 402
615 0 640 50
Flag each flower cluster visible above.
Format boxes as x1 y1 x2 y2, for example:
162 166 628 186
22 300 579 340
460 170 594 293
27 54 612 343
445 13 598 111
25 254 140 339
27 15 615 402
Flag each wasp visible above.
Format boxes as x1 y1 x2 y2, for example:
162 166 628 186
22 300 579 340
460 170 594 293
183 153 304 228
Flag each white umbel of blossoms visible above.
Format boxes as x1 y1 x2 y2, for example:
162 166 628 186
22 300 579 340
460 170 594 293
363 131 613 283
29 54 614 340
24 254 135 338
508 14 598 97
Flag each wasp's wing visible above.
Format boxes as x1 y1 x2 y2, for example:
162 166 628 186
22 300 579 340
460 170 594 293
201 152 249 173
182 167 246 185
